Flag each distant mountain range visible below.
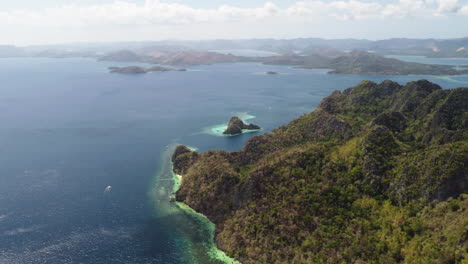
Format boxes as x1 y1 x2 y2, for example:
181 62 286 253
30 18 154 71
3 37 468 59
367 38 468 58
3 37 468 76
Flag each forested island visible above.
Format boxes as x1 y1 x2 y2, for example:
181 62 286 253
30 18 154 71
259 51 468 75
108 66 186 74
103 49 467 76
172 80 468 264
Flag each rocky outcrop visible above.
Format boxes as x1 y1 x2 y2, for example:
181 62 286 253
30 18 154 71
223 116 261 135
172 145 200 175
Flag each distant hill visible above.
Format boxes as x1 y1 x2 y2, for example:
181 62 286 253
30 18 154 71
261 51 468 75
148 51 238 66
98 50 142 62
369 37 468 58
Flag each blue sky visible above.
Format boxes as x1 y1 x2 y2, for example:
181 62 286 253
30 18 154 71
1 0 468 45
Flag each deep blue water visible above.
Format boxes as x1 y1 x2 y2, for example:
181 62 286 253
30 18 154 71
0 57 467 264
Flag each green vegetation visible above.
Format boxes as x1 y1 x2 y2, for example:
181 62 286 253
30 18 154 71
260 51 468 75
174 80 468 264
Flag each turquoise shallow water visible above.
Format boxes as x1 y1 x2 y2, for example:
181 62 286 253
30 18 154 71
201 112 260 137
0 57 467 263
385 55 468 66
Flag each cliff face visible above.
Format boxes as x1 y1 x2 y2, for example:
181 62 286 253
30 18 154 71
173 80 468 264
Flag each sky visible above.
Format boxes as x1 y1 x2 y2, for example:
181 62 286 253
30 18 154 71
2 0 468 46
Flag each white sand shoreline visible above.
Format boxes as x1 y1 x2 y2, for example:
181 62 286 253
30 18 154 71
172 162 241 264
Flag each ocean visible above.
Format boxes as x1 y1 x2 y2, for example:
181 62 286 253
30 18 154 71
0 57 467 263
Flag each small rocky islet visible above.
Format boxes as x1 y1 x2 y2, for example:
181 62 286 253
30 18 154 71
222 116 261 135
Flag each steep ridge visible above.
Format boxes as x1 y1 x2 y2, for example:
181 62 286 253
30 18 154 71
173 80 468 264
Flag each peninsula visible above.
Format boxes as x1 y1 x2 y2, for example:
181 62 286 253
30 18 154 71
260 51 468 75
173 80 468 264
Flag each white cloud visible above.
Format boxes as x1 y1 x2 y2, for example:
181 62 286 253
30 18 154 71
433 0 461 13
1 0 467 28
0 1 284 28
285 0 466 20
0 0 467 44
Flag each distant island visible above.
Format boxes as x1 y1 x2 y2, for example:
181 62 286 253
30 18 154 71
173 80 468 263
13 40 452 76
259 50 468 75
108 66 186 74
148 51 238 65
100 50 238 65
103 50 468 76
223 116 261 135
99 50 143 62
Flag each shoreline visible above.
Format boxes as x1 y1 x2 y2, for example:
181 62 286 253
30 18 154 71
224 128 262 137
171 160 241 264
